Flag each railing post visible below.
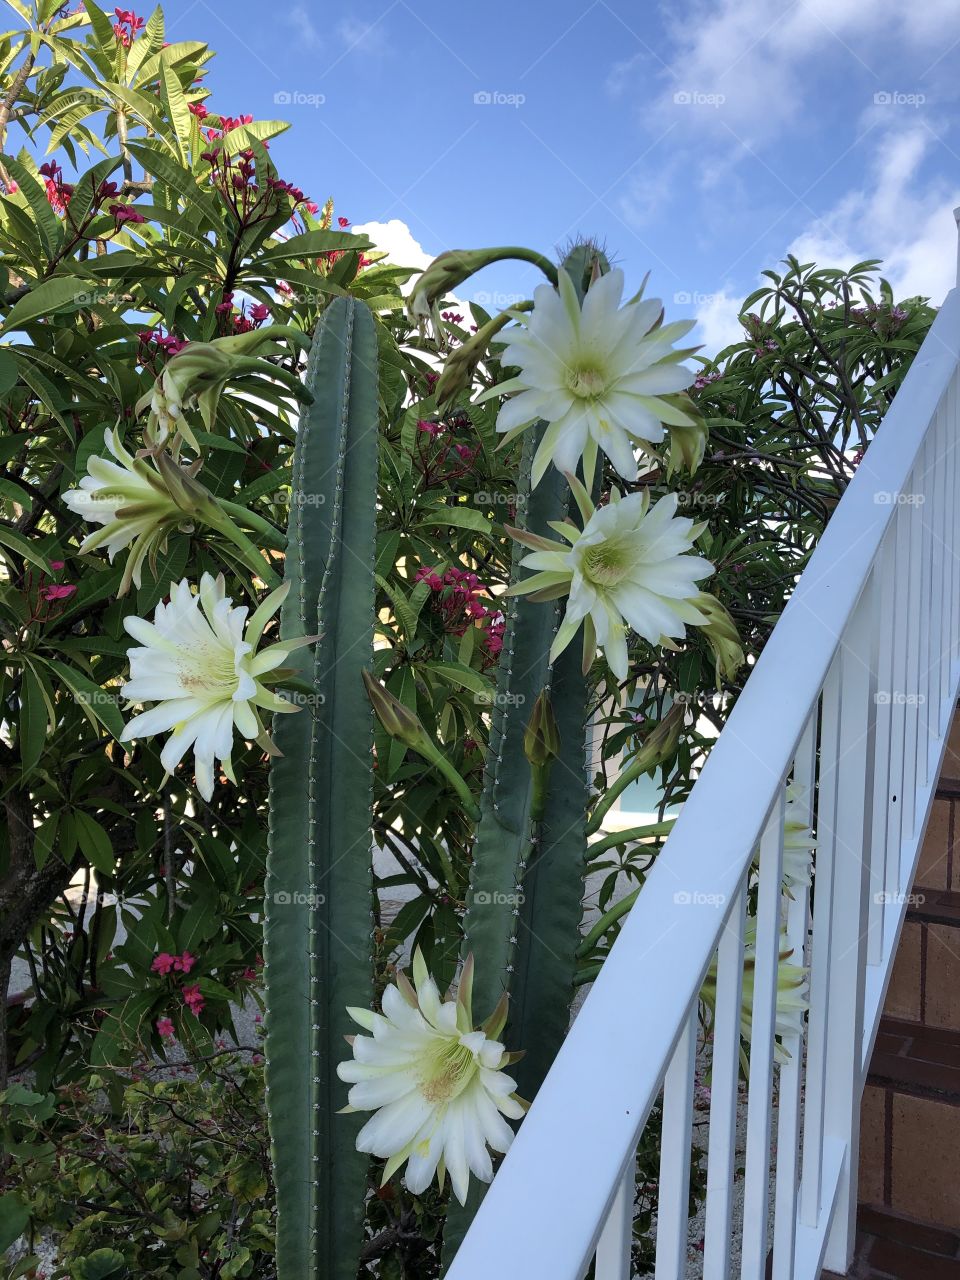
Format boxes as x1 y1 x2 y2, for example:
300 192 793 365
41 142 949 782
821 576 879 1271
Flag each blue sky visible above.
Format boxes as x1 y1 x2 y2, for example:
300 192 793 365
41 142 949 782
168 0 960 353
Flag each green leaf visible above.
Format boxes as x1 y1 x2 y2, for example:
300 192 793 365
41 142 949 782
0 1193 29 1252
33 811 59 871
0 525 53 572
0 274 91 336
160 60 191 159
18 665 47 776
416 503 491 534
41 658 125 739
74 810 114 875
2 152 63 258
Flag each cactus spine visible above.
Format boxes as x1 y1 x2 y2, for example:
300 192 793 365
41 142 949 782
263 297 379 1280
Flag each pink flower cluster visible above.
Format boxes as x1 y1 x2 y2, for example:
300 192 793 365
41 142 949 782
414 565 505 663
413 418 477 487
151 950 197 976
112 7 144 46
25 562 76 623
152 951 205 1016
39 161 72 214
692 369 721 391
182 984 204 1016
137 327 187 362
215 291 271 334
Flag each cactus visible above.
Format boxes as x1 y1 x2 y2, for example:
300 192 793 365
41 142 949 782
442 246 607 1260
263 297 379 1280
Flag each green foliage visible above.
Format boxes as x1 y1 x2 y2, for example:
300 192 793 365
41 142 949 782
1 1055 274 1280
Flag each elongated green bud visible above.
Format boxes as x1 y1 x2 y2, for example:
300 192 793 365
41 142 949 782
692 592 745 683
523 690 561 822
435 307 528 407
409 247 558 336
362 670 481 819
666 404 709 476
587 702 685 835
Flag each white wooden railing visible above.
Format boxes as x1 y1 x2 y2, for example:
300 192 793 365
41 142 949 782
450 261 960 1279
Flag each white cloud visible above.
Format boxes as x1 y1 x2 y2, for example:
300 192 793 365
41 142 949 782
337 16 390 56
287 4 322 50
648 0 960 149
694 290 745 355
787 126 960 301
351 219 435 277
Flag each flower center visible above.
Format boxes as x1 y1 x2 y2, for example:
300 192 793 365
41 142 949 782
582 539 631 588
565 362 607 400
418 1036 479 1104
178 642 240 699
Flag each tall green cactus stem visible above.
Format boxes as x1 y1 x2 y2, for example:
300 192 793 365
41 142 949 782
443 247 607 1263
263 298 379 1280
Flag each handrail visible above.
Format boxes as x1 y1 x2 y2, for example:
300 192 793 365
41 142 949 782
449 286 960 1279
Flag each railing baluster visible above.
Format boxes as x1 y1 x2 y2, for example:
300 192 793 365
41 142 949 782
942 404 957 737
822 576 878 1271
800 663 841 1228
740 788 786 1279
957 371 960 675
772 715 817 1278
901 460 923 841
887 501 910 896
594 1160 635 1280
654 1007 697 1278
926 412 947 771
702 880 748 1280
868 528 897 966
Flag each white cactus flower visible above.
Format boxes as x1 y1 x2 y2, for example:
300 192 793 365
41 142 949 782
120 574 307 801
62 430 200 593
479 267 698 487
782 782 816 892
701 923 809 1065
507 478 715 680
338 952 525 1205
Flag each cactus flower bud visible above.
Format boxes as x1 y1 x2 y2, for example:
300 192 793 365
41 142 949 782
691 592 745 683
63 430 210 593
587 701 685 835
435 308 524 408
665 402 709 476
362 670 481 819
524 690 561 822
523 690 560 768
137 326 311 450
408 246 558 339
